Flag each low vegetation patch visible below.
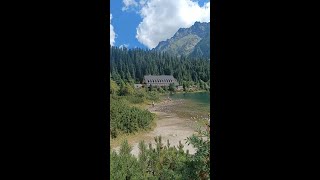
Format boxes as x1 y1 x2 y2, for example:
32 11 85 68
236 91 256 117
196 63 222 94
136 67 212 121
110 126 210 180
110 97 156 139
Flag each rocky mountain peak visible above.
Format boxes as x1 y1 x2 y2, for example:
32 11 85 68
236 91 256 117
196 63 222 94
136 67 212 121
153 21 210 59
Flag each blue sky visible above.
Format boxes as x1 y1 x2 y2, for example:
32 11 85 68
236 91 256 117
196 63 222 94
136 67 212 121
110 0 145 49
110 0 210 49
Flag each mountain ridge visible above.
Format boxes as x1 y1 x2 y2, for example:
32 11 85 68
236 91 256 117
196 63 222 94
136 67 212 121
153 22 210 59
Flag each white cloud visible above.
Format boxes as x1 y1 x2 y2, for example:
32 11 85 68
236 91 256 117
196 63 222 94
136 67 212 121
110 14 116 46
139 0 147 6
122 0 138 11
119 44 129 49
135 0 210 49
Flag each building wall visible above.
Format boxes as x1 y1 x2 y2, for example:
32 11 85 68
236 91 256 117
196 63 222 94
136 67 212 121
145 83 171 87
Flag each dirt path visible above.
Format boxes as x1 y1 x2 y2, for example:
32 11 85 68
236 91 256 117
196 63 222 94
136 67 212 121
112 99 198 157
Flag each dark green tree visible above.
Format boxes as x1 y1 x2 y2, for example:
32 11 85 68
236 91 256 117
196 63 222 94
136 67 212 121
169 83 175 92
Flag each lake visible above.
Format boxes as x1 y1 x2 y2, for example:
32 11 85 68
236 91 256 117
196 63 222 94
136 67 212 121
164 92 210 119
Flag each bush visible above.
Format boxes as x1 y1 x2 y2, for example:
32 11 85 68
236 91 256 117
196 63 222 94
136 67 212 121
157 87 165 93
186 127 210 179
169 83 176 92
110 79 119 94
110 128 118 138
110 98 155 138
119 82 135 96
110 140 144 180
146 91 160 101
126 95 144 104
111 128 211 180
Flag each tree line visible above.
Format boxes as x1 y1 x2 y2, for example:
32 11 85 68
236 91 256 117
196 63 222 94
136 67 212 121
110 46 210 90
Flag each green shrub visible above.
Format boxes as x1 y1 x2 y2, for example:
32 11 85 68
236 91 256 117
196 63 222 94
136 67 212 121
169 83 176 92
126 95 144 104
111 129 211 180
146 91 160 101
110 98 155 138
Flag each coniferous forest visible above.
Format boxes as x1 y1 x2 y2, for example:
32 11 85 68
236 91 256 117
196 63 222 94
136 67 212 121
110 46 210 89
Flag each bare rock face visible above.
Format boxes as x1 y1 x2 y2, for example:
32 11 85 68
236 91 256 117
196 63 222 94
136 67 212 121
153 22 210 59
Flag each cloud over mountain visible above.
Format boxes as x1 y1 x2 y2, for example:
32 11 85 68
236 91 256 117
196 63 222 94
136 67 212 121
135 0 210 49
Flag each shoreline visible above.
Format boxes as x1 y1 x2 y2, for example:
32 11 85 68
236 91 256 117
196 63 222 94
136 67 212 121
173 90 208 94
159 90 209 96
111 98 198 157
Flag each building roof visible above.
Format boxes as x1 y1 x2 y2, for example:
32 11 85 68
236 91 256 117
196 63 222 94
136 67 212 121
143 75 179 86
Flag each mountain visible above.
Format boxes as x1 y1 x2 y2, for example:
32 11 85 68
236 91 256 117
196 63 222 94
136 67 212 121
153 22 210 59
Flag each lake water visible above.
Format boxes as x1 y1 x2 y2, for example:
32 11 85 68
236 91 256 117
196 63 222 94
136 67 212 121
165 92 210 119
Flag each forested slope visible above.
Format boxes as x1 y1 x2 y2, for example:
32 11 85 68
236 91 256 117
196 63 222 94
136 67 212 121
110 46 210 88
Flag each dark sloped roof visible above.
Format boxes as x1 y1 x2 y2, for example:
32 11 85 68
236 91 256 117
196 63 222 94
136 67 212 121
143 75 178 85
144 75 175 81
